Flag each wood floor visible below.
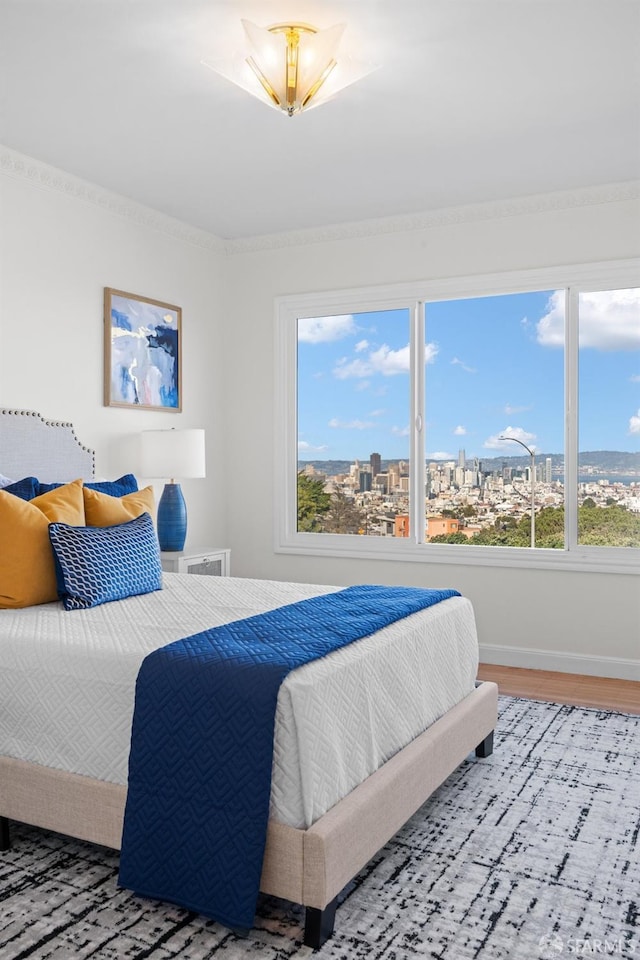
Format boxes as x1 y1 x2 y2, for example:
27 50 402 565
477 663 640 715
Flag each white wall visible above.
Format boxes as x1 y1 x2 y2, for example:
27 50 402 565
0 159 227 550
221 195 640 679
1 152 638 679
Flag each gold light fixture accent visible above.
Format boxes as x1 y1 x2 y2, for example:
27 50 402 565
203 20 373 117
246 23 337 116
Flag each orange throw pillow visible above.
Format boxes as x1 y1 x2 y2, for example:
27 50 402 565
83 485 155 527
0 479 85 609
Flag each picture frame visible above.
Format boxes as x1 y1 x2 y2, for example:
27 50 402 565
104 288 182 412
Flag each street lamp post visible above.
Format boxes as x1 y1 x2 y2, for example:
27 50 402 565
499 436 536 548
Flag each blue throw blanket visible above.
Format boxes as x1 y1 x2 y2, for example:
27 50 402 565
118 584 460 930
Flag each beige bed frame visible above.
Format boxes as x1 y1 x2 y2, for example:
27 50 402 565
0 410 499 947
0 683 497 946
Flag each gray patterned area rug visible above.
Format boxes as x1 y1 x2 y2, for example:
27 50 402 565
1 697 638 960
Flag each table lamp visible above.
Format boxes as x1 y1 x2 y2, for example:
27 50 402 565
140 428 206 551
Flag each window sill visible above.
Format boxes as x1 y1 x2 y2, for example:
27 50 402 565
275 533 640 575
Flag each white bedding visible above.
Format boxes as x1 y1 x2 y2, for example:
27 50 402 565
0 574 479 829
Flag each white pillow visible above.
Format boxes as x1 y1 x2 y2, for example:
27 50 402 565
0 473 15 489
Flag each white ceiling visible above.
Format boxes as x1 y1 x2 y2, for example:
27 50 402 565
1 1 639 241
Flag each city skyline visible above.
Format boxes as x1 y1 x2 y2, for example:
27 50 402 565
297 288 640 463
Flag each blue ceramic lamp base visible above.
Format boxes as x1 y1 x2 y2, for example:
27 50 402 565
157 482 187 552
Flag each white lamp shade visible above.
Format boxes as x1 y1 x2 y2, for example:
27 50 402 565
140 429 206 480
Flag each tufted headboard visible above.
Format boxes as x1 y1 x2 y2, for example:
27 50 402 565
0 409 95 482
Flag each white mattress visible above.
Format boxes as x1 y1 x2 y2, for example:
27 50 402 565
0 574 479 829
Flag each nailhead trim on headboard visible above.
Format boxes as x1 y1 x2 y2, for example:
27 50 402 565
0 409 96 479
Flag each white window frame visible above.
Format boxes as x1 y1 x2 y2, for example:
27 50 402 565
275 258 640 575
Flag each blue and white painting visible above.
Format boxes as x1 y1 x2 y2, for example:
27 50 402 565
105 290 181 410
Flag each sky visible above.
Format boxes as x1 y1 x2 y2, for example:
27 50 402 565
297 288 640 463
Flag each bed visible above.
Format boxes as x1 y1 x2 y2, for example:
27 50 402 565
0 408 498 948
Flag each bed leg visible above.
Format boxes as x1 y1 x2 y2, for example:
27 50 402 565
475 730 494 758
304 897 338 949
0 817 10 851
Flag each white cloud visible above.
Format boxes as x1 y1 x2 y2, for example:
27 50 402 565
451 357 476 374
370 343 411 375
424 343 439 365
368 408 386 417
453 425 467 436
334 356 372 379
484 426 537 450
535 292 564 347
427 451 454 461
536 288 640 351
328 418 374 430
630 374 640 383
355 339 369 352
392 425 410 437
298 314 356 343
334 342 438 379
504 403 532 415
298 440 328 452
629 410 640 435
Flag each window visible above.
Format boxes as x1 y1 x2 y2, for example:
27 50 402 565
423 291 565 549
297 308 411 537
577 288 640 548
276 260 640 573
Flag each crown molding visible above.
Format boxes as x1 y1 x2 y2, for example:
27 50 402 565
0 146 226 255
223 180 640 255
2 145 638 257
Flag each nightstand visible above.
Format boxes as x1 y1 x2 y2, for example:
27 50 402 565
160 548 231 577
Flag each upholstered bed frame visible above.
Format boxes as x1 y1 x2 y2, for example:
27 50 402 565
0 409 499 948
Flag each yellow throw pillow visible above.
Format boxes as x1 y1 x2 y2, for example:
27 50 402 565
83 485 155 527
0 479 85 609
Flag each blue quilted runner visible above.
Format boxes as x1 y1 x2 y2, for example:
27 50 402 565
118 584 460 929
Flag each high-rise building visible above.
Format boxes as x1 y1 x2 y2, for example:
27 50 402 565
545 457 552 483
359 472 372 493
374 473 388 495
458 448 466 469
370 452 381 478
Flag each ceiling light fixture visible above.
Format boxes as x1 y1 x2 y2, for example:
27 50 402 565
202 19 372 117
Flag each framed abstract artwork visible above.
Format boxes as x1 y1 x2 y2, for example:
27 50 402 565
104 288 182 411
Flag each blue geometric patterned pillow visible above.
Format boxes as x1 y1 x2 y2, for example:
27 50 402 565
48 512 162 610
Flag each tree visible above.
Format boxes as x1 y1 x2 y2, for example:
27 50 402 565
534 506 565 547
321 489 365 535
468 528 514 546
429 532 469 544
297 472 331 532
578 502 640 547
495 515 518 530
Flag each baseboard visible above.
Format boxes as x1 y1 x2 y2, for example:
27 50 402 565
478 643 640 682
